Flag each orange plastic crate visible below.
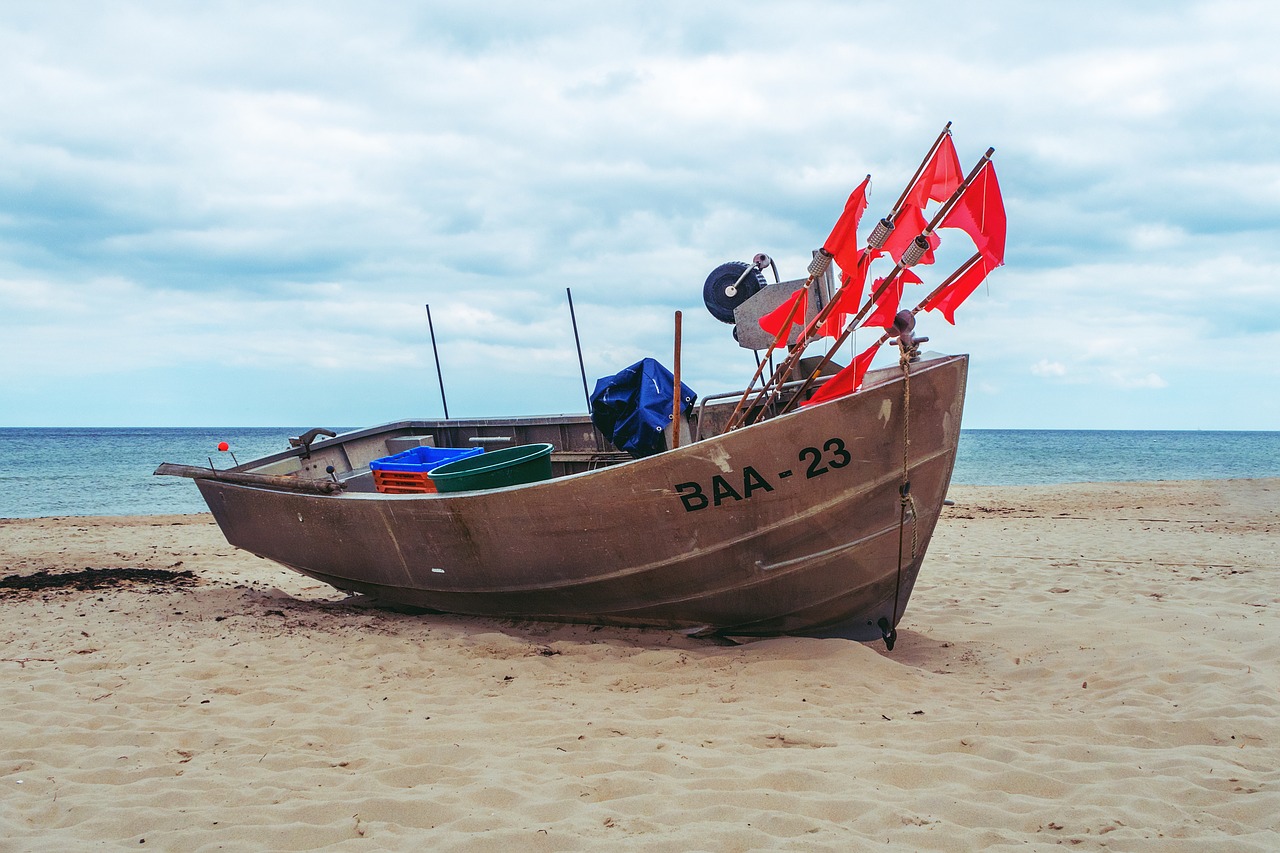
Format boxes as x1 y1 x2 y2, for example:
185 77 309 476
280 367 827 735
372 469 438 494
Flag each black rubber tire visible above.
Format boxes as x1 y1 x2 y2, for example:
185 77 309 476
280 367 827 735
702 261 767 324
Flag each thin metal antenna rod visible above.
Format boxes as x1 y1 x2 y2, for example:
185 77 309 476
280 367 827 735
424 304 450 419
566 288 592 413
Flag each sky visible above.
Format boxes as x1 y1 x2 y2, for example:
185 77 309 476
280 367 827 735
2 1 1278 429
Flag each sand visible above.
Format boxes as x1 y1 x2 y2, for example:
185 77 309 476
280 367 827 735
1 479 1277 851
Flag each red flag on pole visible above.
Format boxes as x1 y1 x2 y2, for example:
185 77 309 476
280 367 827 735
882 203 940 266
823 176 871 277
801 342 882 407
758 289 807 346
922 255 998 324
904 134 963 209
863 269 922 329
939 160 1006 265
819 248 876 338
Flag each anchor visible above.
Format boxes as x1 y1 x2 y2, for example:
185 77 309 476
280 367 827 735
877 616 898 651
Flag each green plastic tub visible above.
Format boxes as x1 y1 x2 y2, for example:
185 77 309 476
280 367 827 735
428 443 555 493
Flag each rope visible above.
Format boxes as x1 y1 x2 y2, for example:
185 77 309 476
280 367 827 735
891 344 918 633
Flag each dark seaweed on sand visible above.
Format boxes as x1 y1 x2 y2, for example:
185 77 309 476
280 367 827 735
0 567 197 594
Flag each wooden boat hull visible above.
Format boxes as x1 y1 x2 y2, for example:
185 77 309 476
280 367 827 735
192 354 967 639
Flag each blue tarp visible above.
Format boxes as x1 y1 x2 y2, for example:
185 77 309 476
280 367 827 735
590 358 698 458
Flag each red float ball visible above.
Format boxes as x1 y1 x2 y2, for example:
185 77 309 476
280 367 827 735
217 441 229 452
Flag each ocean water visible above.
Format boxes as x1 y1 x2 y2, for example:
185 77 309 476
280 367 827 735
0 428 334 520
955 429 1280 485
1 427 1278 519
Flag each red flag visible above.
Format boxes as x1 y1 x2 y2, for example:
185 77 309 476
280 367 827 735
882 203 940 266
819 248 876 338
823 177 870 277
904 134 963 209
802 342 882 407
922 255 998 324
863 269 922 329
758 289 807 346
939 160 1006 265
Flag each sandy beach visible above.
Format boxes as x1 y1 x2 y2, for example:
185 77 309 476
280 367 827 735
2 479 1276 851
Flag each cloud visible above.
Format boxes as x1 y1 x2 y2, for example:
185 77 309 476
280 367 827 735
1128 224 1188 252
1 1 1279 427
1110 371 1170 390
1031 360 1067 378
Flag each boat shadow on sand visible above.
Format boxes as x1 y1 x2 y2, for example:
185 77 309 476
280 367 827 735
187 580 985 663
3 564 980 666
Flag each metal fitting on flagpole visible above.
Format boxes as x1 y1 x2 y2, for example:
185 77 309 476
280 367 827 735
867 217 894 249
807 249 833 277
901 235 930 267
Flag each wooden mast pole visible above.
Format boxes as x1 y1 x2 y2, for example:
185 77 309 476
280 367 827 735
886 121 952 220
671 310 683 449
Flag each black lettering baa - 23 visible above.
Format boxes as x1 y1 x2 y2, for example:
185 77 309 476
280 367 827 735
673 437 851 513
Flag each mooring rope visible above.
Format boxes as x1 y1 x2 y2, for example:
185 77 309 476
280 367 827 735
892 345 919 633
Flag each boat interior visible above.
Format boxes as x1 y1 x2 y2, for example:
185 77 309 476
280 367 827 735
224 361 915 493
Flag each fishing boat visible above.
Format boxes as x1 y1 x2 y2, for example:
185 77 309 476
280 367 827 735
157 125 1004 646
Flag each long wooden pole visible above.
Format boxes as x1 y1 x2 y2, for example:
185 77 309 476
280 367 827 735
886 121 952 220
154 463 345 494
671 310 683 449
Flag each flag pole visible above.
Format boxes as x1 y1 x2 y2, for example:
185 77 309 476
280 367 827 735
886 121 953 220
736 148 995 427
424 304 450 420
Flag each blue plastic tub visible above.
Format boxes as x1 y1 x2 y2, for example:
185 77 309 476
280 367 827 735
369 445 484 473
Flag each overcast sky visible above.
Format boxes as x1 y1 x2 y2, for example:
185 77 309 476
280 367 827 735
2 1 1277 429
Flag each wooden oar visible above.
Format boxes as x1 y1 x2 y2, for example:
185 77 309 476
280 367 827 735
154 463 346 494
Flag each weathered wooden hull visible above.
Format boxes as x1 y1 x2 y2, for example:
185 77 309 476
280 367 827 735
191 354 967 639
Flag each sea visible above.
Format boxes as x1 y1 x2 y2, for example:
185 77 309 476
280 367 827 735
1 427 1278 520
